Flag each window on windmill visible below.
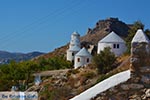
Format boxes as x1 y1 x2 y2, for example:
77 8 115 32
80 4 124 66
113 44 116 48
87 58 89 63
77 58 80 62
117 44 119 48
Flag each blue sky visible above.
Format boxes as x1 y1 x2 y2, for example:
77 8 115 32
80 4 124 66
0 0 149 53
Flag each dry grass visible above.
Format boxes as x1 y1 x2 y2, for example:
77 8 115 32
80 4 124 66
116 54 130 71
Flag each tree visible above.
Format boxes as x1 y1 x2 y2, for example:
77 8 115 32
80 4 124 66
38 56 73 70
145 29 150 39
92 47 116 74
125 21 144 53
0 60 38 91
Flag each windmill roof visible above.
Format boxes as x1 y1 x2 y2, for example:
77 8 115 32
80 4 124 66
131 29 150 43
99 31 125 43
75 48 91 57
69 46 81 51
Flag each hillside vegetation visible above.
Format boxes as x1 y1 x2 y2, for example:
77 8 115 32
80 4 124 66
0 56 72 91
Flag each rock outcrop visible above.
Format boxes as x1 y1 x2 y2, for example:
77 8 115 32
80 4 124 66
81 17 130 45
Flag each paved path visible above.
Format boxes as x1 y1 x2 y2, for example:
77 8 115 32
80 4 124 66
33 69 70 76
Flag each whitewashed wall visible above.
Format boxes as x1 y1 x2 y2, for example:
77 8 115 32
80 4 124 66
97 42 127 56
74 56 92 69
67 50 78 62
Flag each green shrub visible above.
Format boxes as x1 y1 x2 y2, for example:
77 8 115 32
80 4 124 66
92 47 116 74
38 56 73 70
0 61 38 90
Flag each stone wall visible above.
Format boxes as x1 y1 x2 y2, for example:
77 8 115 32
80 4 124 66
130 42 150 87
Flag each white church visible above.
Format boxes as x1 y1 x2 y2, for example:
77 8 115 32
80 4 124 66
97 31 127 56
74 47 92 69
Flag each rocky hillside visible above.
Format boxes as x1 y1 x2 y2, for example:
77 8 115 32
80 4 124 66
28 67 99 100
81 17 129 45
28 55 130 100
40 17 130 59
0 51 44 64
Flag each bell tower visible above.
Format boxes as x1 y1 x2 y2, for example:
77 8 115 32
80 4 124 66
66 32 81 62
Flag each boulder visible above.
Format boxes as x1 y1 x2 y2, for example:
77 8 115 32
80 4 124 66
141 75 150 84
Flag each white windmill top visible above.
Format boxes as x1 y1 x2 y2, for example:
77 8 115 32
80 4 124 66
69 45 81 51
99 31 125 43
76 47 92 57
70 31 81 47
72 31 80 36
131 29 150 43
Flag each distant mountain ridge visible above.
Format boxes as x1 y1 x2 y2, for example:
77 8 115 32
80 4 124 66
0 51 44 64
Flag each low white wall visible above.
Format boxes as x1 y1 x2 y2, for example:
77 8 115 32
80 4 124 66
70 70 131 100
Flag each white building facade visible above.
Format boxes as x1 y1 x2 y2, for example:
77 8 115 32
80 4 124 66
74 48 92 69
97 31 127 56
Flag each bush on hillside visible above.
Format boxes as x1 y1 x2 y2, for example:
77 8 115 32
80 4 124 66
92 47 116 74
0 61 38 91
38 56 73 70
